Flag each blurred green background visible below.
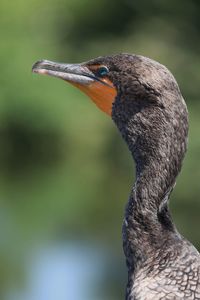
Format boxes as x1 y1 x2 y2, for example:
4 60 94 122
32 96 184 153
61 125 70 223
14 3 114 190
1 0 200 299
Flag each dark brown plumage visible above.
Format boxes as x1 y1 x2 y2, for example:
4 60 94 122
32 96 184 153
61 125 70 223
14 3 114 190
32 54 200 299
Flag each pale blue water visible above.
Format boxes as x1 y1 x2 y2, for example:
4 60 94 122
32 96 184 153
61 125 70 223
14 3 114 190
6 242 109 300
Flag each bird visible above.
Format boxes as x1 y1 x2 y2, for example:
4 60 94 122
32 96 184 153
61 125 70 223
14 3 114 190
32 54 200 299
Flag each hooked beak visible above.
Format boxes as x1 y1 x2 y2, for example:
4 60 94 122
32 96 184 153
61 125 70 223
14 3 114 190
32 59 117 115
32 60 96 85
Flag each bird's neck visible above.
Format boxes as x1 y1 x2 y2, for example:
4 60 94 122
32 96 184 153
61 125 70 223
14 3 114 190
123 153 177 273
112 98 188 274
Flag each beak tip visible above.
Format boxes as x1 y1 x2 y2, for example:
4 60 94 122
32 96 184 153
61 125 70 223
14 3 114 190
32 59 47 73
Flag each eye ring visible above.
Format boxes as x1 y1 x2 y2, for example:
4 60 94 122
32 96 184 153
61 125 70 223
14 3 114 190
97 66 109 77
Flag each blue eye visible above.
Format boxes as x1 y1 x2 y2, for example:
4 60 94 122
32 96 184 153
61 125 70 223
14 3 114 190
97 66 109 77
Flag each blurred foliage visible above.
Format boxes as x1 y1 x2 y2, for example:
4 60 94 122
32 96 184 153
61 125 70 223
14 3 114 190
0 0 200 299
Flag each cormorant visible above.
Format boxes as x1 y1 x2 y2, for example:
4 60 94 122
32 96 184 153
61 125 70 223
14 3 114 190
32 54 200 299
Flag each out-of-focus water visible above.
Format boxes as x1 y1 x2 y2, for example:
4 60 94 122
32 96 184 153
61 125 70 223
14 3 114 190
6 242 111 300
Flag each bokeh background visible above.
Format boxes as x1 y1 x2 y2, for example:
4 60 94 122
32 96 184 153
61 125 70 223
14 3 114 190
1 0 200 299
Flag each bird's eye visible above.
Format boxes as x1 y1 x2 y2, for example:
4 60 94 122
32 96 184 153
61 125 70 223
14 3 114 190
97 66 109 77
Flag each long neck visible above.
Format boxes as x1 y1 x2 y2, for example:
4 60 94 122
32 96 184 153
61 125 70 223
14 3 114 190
112 95 188 274
123 153 178 269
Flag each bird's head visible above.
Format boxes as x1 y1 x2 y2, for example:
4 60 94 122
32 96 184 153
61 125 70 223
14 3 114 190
32 54 183 118
32 54 188 170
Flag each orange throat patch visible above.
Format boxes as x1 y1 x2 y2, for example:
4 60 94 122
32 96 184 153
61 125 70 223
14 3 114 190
71 78 117 115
